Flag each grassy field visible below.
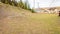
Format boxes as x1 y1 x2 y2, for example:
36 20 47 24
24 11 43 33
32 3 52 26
0 13 60 34
0 3 60 34
29 14 60 34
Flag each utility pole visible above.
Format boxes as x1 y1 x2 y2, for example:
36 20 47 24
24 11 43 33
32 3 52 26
37 2 39 8
25 0 30 9
33 0 35 8
25 0 28 9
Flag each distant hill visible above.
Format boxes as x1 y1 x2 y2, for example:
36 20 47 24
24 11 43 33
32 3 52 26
34 6 60 13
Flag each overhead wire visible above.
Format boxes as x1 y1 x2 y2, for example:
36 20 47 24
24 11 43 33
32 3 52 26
49 0 56 7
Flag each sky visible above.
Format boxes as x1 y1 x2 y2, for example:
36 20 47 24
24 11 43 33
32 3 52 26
16 0 60 8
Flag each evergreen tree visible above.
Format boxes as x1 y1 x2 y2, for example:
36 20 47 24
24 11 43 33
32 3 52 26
1 0 5 3
18 0 24 8
8 0 12 5
5 0 8 4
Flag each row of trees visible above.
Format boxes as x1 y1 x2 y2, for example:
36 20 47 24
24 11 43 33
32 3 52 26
0 0 35 13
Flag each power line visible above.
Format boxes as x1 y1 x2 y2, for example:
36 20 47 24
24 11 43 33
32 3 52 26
49 0 56 7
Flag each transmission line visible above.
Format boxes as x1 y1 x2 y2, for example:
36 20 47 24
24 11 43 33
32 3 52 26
49 0 56 7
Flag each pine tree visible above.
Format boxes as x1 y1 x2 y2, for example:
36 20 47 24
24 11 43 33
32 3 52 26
1 0 5 3
8 0 12 5
5 0 8 4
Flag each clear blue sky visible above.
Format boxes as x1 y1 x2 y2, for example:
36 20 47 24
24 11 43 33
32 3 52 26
16 0 60 8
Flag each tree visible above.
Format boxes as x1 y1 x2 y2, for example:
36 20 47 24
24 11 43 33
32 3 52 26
18 0 24 8
5 0 9 4
11 0 18 6
1 0 9 4
1 0 5 3
8 0 12 5
0 0 35 13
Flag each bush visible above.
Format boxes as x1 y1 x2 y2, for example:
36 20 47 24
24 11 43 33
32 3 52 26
30 8 35 13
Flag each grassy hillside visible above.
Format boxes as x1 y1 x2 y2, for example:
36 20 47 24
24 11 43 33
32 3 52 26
0 2 32 19
0 3 60 34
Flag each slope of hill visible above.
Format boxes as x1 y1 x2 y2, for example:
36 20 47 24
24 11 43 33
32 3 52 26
0 2 32 19
0 3 32 34
0 2 60 34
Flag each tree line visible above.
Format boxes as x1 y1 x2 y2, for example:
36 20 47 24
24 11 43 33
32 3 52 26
0 0 35 13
